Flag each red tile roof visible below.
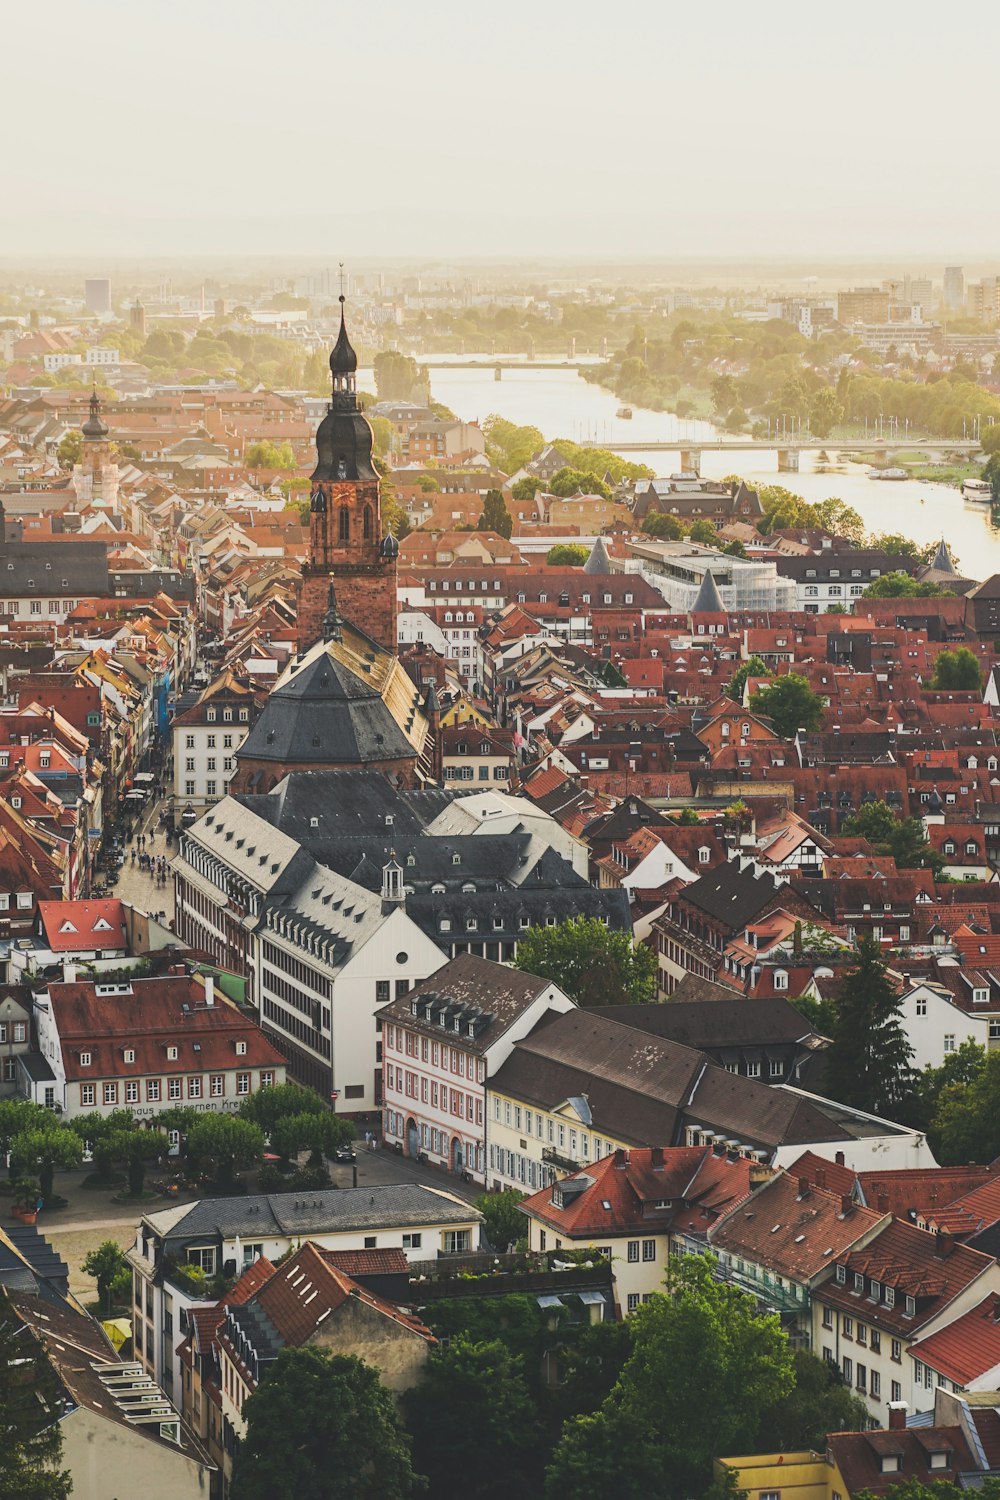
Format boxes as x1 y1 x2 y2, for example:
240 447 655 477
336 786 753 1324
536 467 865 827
828 1425 976 1495
710 1169 886 1285
910 1293 1000 1386
47 973 286 1081
38 899 127 952
921 1175 1000 1237
520 1145 753 1240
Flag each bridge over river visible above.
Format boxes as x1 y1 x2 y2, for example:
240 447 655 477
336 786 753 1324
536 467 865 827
582 436 981 472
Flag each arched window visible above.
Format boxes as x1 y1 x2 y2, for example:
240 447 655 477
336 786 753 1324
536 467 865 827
363 505 373 540
339 508 350 542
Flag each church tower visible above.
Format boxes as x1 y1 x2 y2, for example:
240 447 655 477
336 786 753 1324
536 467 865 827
72 388 120 510
297 298 398 653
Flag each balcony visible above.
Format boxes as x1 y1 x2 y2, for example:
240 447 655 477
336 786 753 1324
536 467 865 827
542 1145 582 1174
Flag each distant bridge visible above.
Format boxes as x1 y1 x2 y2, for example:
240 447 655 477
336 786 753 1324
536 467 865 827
591 438 981 454
420 359 596 373
583 436 981 473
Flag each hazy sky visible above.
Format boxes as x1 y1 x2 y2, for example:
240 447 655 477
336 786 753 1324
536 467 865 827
5 0 998 262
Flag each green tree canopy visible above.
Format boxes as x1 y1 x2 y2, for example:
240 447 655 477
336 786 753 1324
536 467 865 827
82 1240 130 1314
482 416 545 473
930 646 983 690
841 800 944 876
511 475 542 501
245 439 296 470
186 1115 263 1192
233 1346 419 1500
809 387 844 439
689 519 720 546
10 1125 82 1205
0 1291 72 1500
727 655 769 702
757 1348 871 1452
239 1081 326 1132
546 1255 794 1500
477 488 513 539
546 544 589 566
749 673 824 738
931 1049 1000 1164
641 512 685 539
821 938 917 1118
56 430 82 469
474 1189 527 1250
406 1335 544 1500
548 467 611 500
514 916 657 1007
373 350 426 402
863 571 945 598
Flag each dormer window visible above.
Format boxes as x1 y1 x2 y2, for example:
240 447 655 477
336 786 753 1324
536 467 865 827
80 1051 91 1066
124 1049 135 1064
167 1046 178 1061
881 1456 902 1474
236 1041 247 1056
905 1294 915 1317
974 988 989 1004
836 1264 847 1284
207 709 216 721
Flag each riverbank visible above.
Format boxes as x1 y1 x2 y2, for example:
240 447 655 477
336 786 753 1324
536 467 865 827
842 451 983 489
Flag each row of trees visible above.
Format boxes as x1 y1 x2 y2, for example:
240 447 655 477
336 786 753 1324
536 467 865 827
229 1255 871 1500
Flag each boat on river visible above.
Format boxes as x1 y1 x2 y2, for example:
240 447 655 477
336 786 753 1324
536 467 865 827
868 467 908 481
616 406 633 419
963 477 992 504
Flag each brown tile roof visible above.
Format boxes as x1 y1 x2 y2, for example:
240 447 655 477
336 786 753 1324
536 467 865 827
709 1170 885 1284
828 1425 975 1495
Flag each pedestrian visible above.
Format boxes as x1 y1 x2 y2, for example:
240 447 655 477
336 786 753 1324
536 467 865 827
131 850 136 866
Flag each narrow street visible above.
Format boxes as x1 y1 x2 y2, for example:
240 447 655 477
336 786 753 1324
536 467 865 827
110 792 176 926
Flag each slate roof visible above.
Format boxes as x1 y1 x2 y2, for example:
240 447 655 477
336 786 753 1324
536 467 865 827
594 998 818 1052
583 537 613 575
691 569 726 614
0 539 108 598
380 952 562 1052
238 644 419 767
146 1183 480 1253
676 859 782 928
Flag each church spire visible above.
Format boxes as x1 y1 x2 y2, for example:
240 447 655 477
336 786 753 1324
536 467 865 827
81 384 109 440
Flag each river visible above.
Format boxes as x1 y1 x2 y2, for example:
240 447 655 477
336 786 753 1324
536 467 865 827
402 362 1000 576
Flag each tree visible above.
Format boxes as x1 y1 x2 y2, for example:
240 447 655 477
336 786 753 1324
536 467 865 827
821 938 917 1118
930 647 983 690
0 1291 72 1500
689 519 719 546
931 1049 1000 1165
546 544 589 566
511 475 542 501
82 1239 129 1313
233 1346 419 1500
373 350 426 402
186 1115 263 1192
758 1349 870 1452
245 439 296 470
547 1255 793 1500
811 498 865 544
749 673 824 738
406 1336 543 1500
482 416 544 473
117 1129 162 1197
477 488 513 539
548 467 611 501
56 430 82 469
474 1189 527 1250
10 1125 82 1206
514 916 657 1007
239 1081 326 1133
270 1111 353 1166
863 571 945 598
641 512 685 539
985 451 1000 504
809 388 844 439
727 655 769 703
854 1481 1000 1500
841 800 944 875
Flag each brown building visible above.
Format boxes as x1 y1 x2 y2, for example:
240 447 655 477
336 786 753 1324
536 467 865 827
297 300 398 654
837 287 891 325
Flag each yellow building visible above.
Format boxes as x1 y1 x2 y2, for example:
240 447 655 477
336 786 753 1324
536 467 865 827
716 1451 832 1500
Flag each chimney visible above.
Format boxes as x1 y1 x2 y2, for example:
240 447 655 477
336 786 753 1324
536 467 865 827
840 1194 854 1216
650 1146 664 1167
934 1230 953 1259
835 1151 846 1166
877 1191 890 1214
203 973 215 1007
614 1149 629 1169
797 1176 810 1199
887 1403 908 1431
815 1165 826 1189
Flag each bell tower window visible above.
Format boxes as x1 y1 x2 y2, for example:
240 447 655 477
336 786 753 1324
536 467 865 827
339 508 350 542
364 506 373 541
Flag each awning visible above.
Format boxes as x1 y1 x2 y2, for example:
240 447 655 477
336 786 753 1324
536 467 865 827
536 1295 564 1309
577 1291 606 1306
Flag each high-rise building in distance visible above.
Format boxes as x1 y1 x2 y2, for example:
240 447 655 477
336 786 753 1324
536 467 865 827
84 278 111 314
944 266 965 310
129 299 146 337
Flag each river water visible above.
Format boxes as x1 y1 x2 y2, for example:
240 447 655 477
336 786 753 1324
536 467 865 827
411 362 1000 577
